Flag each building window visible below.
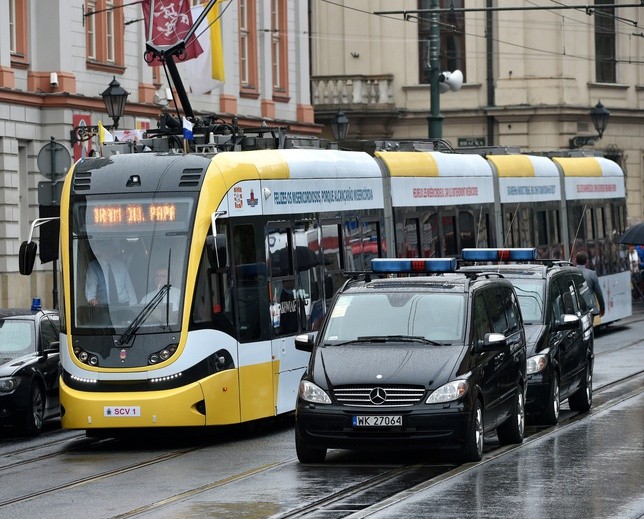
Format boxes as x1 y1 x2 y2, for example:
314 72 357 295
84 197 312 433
594 0 616 83
85 0 125 71
417 0 466 84
271 0 288 99
239 0 258 96
9 0 28 65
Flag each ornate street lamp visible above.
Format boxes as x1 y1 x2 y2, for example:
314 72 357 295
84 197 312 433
101 76 130 130
569 101 610 149
70 76 130 145
330 110 350 141
590 101 610 139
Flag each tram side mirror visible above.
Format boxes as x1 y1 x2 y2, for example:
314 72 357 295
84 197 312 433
206 234 228 269
19 241 37 275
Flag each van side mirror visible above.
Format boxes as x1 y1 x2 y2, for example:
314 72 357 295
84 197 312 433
554 313 580 331
206 234 228 269
19 241 37 275
478 332 507 352
295 333 316 353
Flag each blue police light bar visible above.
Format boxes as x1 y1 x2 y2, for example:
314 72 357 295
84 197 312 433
371 258 457 273
461 248 537 262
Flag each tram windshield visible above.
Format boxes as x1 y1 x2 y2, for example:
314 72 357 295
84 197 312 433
70 195 195 333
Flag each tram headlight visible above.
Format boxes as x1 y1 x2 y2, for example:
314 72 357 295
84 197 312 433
73 346 99 366
148 344 178 365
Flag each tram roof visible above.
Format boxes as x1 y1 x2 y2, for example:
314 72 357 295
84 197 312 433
485 154 559 178
210 148 381 180
375 151 493 178
552 156 624 178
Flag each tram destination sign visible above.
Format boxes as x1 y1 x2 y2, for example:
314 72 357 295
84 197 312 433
84 199 193 232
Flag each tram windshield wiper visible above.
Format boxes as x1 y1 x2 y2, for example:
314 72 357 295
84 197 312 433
117 285 170 346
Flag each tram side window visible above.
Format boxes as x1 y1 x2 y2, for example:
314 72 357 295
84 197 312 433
535 210 548 258
422 212 440 258
294 220 324 332
571 206 585 241
344 217 361 271
585 208 596 241
400 218 420 257
235 224 264 342
459 211 475 249
321 222 345 301
269 225 299 336
442 214 457 256
503 210 520 248
476 212 490 248
361 220 382 268
519 208 533 247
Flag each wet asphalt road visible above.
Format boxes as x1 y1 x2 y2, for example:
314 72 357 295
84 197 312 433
358 382 643 519
0 303 642 519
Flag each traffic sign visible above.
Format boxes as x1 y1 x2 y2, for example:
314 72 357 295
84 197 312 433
37 137 71 180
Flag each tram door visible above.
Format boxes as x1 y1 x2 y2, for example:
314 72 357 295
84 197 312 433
267 221 322 415
231 222 274 422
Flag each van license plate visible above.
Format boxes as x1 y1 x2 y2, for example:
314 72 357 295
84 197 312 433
353 415 402 427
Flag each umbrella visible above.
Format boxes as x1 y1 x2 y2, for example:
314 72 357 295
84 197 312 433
619 223 644 245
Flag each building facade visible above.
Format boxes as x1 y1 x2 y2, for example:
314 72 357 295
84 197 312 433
0 0 317 308
310 0 643 222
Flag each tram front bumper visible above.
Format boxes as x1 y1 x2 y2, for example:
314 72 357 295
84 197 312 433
60 378 208 429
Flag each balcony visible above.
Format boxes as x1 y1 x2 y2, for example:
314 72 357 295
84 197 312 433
311 74 398 139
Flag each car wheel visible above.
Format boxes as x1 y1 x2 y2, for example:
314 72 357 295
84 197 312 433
295 432 326 463
568 362 593 412
497 389 525 445
540 373 560 426
22 383 45 436
460 399 484 462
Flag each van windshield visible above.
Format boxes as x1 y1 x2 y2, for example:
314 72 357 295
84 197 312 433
322 292 466 344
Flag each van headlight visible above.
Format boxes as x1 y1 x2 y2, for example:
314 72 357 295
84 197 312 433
298 380 332 404
0 377 21 392
426 380 469 404
527 353 549 374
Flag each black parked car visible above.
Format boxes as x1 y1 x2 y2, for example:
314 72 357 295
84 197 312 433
0 307 60 435
460 248 595 425
294 258 527 463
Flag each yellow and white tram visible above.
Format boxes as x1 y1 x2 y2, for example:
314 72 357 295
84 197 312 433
27 138 628 431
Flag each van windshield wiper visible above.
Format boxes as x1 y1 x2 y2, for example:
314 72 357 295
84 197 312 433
116 285 170 346
329 335 446 346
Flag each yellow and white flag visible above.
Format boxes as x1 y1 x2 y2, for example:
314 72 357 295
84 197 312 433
98 121 114 143
181 3 225 95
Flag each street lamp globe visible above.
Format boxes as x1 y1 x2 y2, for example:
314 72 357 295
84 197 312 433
590 101 610 139
330 110 350 141
101 76 130 130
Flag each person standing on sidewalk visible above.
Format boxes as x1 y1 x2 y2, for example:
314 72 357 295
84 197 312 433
576 251 605 316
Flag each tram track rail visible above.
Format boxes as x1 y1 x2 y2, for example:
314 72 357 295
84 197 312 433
0 354 640 517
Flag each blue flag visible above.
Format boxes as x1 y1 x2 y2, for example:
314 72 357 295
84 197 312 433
182 117 194 141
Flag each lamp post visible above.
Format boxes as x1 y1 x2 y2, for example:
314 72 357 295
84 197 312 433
569 101 610 148
101 76 129 130
427 0 442 139
70 76 130 145
330 110 350 141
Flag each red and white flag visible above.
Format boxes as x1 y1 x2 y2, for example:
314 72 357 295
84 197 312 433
142 0 203 65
